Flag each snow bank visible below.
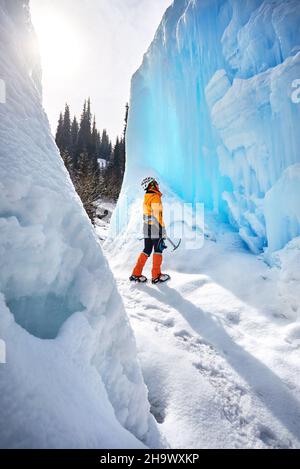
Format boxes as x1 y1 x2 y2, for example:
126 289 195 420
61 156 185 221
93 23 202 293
271 236 300 322
0 0 153 448
120 0 300 253
265 164 300 252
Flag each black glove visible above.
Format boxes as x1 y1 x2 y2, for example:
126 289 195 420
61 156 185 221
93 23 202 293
158 238 168 252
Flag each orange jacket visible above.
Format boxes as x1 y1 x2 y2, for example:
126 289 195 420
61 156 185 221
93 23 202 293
143 190 165 230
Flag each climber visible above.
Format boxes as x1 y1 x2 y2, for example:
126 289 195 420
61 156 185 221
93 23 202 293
130 177 171 284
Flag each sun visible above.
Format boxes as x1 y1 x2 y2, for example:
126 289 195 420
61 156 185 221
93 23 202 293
31 6 83 79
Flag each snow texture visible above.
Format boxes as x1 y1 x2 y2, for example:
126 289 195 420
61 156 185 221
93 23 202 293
107 0 300 448
0 0 155 449
121 0 300 254
105 214 300 449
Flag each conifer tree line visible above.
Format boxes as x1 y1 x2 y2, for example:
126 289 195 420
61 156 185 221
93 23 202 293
55 98 128 221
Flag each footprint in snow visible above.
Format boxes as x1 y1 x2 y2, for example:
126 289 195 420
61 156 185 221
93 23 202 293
226 311 240 325
257 425 291 449
173 329 192 341
151 317 175 328
144 303 171 313
285 324 300 347
174 329 215 352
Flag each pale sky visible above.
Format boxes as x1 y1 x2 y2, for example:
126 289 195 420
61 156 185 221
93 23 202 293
30 0 171 140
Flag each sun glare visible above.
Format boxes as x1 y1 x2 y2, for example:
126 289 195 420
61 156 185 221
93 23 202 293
32 8 83 78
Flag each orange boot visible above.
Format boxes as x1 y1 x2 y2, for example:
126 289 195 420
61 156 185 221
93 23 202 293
152 253 170 284
152 253 162 279
130 252 148 282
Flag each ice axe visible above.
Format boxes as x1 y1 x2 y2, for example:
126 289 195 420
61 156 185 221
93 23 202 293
138 237 181 252
167 237 181 252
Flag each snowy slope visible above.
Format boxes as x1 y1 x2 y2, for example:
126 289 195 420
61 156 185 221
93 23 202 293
0 0 157 449
105 217 300 449
106 0 300 449
121 0 300 254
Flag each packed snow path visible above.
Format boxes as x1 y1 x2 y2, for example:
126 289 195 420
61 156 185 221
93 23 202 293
103 226 300 449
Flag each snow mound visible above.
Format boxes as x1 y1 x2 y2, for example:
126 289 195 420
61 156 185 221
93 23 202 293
271 236 300 321
120 0 300 253
0 0 153 448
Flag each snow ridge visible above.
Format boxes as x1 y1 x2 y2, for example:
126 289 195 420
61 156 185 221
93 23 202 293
0 0 154 448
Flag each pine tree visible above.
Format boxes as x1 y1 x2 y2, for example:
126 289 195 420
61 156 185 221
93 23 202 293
120 136 126 177
55 112 64 151
99 129 112 161
55 98 127 218
78 100 86 152
102 137 122 200
91 117 99 161
78 100 87 154
123 102 129 138
61 103 72 152
70 116 79 163
120 103 128 175
75 151 100 222
113 137 121 178
86 98 92 137
77 98 93 157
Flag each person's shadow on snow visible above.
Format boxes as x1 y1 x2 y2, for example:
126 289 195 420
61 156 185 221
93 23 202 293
143 283 300 446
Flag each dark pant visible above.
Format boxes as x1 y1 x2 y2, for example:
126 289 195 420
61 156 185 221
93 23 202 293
143 238 163 256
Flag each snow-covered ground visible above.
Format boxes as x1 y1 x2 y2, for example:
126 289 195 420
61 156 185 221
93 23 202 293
108 0 300 447
103 213 300 449
94 199 116 241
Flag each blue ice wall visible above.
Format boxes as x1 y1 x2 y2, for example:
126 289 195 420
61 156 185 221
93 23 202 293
123 0 300 253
